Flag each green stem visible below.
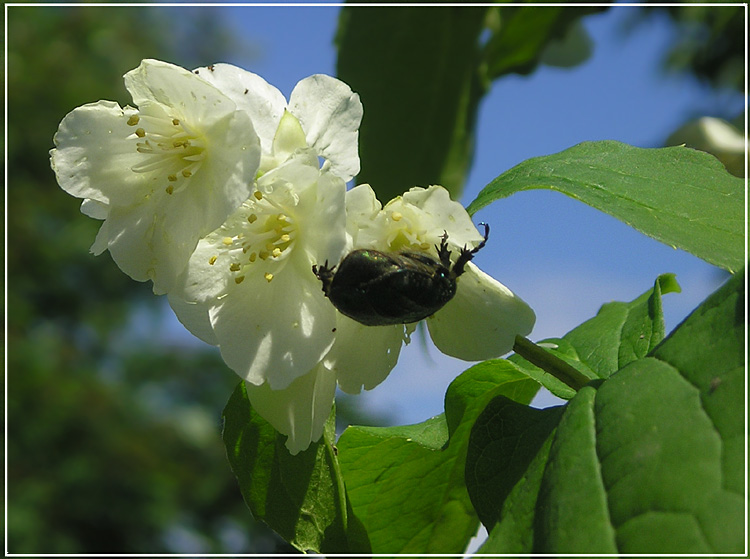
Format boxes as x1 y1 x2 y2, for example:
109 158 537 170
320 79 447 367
513 335 591 391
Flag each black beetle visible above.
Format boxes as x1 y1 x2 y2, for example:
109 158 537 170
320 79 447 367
312 224 489 326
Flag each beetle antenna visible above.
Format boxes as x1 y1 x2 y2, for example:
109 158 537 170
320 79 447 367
453 223 490 277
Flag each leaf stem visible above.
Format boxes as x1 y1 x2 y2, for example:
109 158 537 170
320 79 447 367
513 336 591 391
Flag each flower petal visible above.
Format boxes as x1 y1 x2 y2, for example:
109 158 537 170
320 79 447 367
288 74 363 181
166 294 217 346
326 314 407 395
51 101 145 207
124 59 238 126
209 263 337 390
245 364 337 455
427 262 535 360
193 63 288 154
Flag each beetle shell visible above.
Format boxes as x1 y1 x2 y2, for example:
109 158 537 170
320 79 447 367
319 249 456 326
313 225 490 327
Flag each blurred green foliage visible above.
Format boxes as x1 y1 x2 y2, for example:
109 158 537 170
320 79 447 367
659 4 744 92
6 5 293 554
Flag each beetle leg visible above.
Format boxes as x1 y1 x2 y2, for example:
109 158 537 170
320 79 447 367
435 230 452 268
453 223 490 277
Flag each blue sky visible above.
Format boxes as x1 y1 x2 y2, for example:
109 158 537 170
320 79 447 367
157 4 743 423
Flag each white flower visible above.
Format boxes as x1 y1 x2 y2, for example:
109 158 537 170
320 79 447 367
50 59 262 294
234 184 535 455
192 64 362 182
164 69 365 455
357 184 537 361
169 152 348 391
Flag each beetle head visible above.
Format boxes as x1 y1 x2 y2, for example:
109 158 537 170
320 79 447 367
312 261 335 297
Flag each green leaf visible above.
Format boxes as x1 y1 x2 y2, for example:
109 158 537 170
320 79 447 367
562 273 681 378
465 397 564 528
221 382 369 554
510 274 680 398
479 270 745 553
467 141 745 272
336 6 488 201
336 360 539 554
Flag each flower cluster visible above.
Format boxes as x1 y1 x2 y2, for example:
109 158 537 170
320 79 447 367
51 59 535 454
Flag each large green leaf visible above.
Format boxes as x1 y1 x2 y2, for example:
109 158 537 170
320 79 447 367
221 383 369 554
478 271 745 553
511 273 680 399
467 141 745 272
561 272 681 379
336 6 488 201
336 360 539 554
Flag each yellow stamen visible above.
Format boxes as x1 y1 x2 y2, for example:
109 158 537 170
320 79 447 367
235 276 245 284
222 237 233 246
208 255 217 265
264 272 274 282
127 115 140 126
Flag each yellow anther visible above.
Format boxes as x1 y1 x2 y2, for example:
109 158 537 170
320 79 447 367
165 185 174 195
280 234 291 243
264 272 274 282
222 237 233 246
229 262 241 272
272 248 282 258
135 128 146 138
253 191 263 200
127 115 140 126
249 252 257 262
391 211 403 221
182 169 192 178
168 174 177 182
259 250 269 260
247 214 258 224
235 276 245 284
172 118 180 126
208 255 217 265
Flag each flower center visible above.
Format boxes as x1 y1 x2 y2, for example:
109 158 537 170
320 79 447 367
211 189 297 285
127 109 206 196
384 210 431 253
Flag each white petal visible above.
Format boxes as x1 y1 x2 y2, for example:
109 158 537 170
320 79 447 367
288 75 363 181
194 63 287 154
245 364 337 455
327 315 406 395
167 294 218 345
398 185 484 247
427 262 535 360
80 199 108 219
51 101 145 207
209 267 337 390
124 59 238 126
